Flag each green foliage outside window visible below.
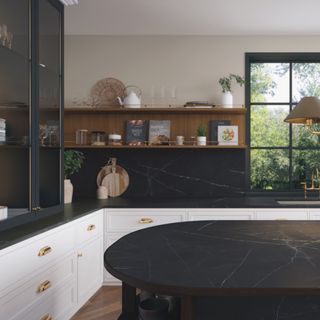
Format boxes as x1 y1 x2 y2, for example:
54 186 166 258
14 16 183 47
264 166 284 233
250 62 320 191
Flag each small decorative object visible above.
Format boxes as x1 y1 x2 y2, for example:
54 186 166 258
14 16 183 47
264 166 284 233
184 101 214 108
218 125 239 145
197 124 207 146
190 136 196 146
90 77 126 107
176 135 184 145
218 74 245 107
0 206 8 221
126 120 147 146
46 120 60 146
209 120 231 144
64 150 85 203
91 131 106 146
96 158 129 197
148 120 171 145
108 133 122 146
75 129 88 145
97 186 108 199
0 118 5 144
117 86 142 108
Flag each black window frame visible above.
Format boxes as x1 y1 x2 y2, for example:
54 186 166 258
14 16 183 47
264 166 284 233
245 52 320 196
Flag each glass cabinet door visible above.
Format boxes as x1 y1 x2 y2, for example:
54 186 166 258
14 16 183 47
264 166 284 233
0 0 30 218
38 0 62 209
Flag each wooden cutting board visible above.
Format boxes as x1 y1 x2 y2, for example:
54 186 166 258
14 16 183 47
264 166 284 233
97 158 129 197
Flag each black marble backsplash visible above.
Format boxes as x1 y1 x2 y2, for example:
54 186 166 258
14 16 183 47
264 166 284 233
71 149 246 199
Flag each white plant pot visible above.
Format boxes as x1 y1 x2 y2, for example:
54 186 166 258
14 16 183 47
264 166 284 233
197 136 207 146
222 91 233 107
64 179 73 204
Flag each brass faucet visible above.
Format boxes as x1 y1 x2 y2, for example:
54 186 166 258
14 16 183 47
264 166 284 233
301 168 320 200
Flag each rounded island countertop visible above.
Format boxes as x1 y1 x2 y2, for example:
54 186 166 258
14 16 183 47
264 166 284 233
104 220 320 296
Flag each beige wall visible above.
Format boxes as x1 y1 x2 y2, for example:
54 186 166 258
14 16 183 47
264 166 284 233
65 35 320 106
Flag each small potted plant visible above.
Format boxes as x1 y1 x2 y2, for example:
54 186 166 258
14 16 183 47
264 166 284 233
64 150 85 204
197 124 207 146
218 74 245 107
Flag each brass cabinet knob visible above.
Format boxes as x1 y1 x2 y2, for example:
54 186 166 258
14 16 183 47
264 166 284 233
41 314 53 320
77 252 83 257
139 217 154 224
87 224 96 231
37 280 52 293
38 246 52 257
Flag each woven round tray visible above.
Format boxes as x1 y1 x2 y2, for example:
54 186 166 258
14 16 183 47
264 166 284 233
90 77 126 107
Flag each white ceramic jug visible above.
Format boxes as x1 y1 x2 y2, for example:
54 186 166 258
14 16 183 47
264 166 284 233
117 86 142 108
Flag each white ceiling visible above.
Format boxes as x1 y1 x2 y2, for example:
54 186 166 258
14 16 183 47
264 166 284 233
65 0 320 36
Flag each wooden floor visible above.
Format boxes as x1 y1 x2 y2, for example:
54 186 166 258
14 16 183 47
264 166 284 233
72 286 122 320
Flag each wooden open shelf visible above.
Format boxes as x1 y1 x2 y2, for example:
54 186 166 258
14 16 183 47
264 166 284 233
64 106 246 114
64 106 247 148
65 144 247 149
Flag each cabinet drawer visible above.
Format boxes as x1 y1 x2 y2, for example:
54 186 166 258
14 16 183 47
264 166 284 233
256 210 308 220
1 254 75 320
105 209 186 232
0 225 75 292
12 280 76 320
76 212 103 246
188 210 254 221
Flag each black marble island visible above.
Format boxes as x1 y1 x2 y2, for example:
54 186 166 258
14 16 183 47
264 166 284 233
104 221 320 320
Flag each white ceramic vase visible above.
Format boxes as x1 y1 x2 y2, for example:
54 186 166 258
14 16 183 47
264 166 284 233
64 179 73 204
197 136 207 146
222 91 233 107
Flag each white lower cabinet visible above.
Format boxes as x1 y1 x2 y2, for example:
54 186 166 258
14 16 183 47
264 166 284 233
0 210 103 320
77 236 103 306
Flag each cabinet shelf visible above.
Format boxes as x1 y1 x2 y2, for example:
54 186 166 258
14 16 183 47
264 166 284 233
65 144 247 149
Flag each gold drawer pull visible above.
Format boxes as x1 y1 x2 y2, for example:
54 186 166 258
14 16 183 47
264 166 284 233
37 280 52 293
77 252 83 257
38 246 52 257
87 224 96 231
41 314 52 320
276 218 288 221
139 217 154 224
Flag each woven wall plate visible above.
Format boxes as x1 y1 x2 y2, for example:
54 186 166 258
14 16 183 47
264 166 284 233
90 77 126 107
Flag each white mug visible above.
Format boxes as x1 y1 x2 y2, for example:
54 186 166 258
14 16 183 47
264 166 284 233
97 186 108 199
176 135 184 145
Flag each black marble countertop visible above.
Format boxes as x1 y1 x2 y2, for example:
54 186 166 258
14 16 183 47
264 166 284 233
1 196 320 251
104 220 320 295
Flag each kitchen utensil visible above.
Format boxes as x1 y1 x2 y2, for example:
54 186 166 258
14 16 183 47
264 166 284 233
90 78 126 107
117 86 142 108
96 158 129 197
76 129 88 145
91 131 106 146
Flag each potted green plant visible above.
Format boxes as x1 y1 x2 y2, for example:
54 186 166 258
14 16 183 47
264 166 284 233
197 124 207 146
64 150 85 204
218 74 245 107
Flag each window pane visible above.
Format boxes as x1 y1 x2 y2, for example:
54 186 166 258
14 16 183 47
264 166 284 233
292 150 320 190
292 123 320 147
251 149 289 191
292 63 320 103
250 63 290 103
250 105 289 147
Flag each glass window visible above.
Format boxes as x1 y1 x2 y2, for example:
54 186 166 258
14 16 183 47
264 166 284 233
247 54 320 192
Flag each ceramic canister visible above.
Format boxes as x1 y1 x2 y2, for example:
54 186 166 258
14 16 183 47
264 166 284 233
0 206 8 221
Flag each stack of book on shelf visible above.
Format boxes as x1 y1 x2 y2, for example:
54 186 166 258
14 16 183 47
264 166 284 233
184 101 214 108
126 120 171 146
0 118 5 144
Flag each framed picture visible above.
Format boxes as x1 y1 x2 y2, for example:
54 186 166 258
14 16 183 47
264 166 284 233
218 125 238 145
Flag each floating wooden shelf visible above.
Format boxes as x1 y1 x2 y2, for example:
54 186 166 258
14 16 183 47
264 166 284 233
65 144 247 149
64 105 247 148
64 106 246 114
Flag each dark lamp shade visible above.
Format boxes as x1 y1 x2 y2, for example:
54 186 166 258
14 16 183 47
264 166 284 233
284 96 320 123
